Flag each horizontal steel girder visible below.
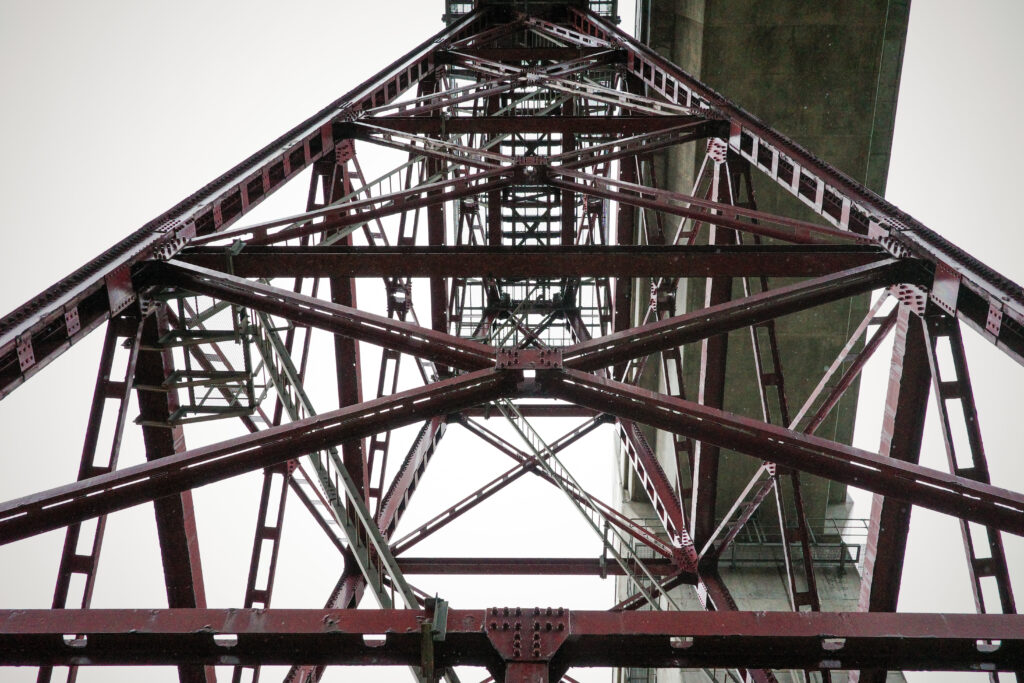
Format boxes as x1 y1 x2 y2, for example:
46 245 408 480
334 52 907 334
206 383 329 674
546 369 1024 537
395 557 678 575
0 368 514 544
176 245 891 279
561 258 923 371
139 260 495 371
2 608 1022 672
358 114 704 135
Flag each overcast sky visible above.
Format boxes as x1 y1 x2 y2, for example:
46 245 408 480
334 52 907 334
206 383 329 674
0 2 1022 683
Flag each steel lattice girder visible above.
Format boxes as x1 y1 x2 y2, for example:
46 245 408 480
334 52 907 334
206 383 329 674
2 608 1023 672
0 2 1023 682
176 245 892 278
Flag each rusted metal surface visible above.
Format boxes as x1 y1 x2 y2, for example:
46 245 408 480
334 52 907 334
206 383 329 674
3 608 1023 672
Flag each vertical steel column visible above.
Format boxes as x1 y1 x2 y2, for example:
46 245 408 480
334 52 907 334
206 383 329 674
689 150 734 550
612 156 636 382
559 98 577 245
475 73 504 246
37 313 144 683
922 314 1020 683
853 305 930 683
325 148 370 504
134 305 213 683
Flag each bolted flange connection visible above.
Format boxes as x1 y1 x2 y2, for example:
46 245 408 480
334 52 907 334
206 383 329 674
495 349 562 371
485 606 570 662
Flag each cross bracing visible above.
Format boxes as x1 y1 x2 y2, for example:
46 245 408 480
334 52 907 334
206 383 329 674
0 3 1021 683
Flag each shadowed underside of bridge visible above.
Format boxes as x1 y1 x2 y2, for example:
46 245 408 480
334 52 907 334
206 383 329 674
0 2 1021 683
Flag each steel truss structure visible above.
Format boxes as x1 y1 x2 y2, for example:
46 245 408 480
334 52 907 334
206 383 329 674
0 2 1022 683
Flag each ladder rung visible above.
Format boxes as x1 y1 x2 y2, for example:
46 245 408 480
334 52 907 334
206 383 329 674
939 380 964 400
972 556 996 577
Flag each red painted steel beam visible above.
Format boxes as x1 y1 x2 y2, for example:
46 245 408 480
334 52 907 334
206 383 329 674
545 369 1024 536
366 74 516 120
801 306 899 436
366 115 703 135
426 157 449 340
0 11 488 400
288 414 448 683
3 608 1023 671
560 99 577 244
348 123 511 171
921 314 1020 658
616 419 694 563
444 46 609 61
858 307 931 621
552 122 722 171
562 259 921 372
0 368 515 544
460 403 598 418
134 310 213 683
375 417 446 539
690 214 735 550
324 159 371 505
612 150 636 352
549 170 862 246
394 557 676 575
48 316 142 608
39 315 146 683
176 244 889 279
139 260 495 371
